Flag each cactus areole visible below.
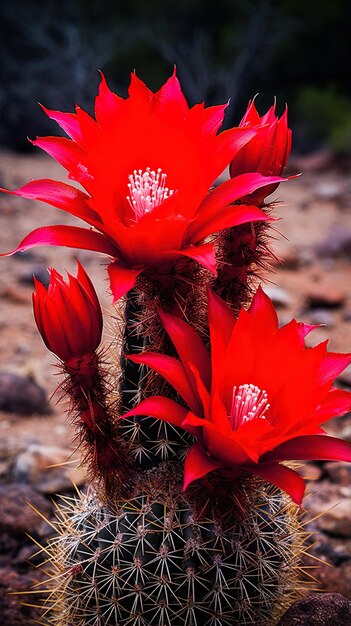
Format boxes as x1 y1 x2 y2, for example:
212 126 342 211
1 70 351 626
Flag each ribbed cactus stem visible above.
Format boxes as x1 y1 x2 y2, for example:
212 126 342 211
64 351 132 499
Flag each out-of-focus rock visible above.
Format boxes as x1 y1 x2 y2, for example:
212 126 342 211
0 567 45 626
0 371 50 415
314 225 351 258
18 265 50 288
298 462 323 481
1 286 28 304
263 286 292 308
314 181 346 202
324 461 351 486
277 592 351 625
303 481 351 538
304 287 346 309
307 309 336 327
288 149 336 172
0 483 52 536
14 443 86 493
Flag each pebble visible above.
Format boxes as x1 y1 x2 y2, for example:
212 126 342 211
315 225 351 258
303 481 351 538
305 287 346 309
0 371 50 415
324 461 351 486
14 443 86 493
277 592 351 625
0 483 52 537
314 181 345 202
263 286 292 307
0 567 46 626
18 265 50 288
307 308 335 327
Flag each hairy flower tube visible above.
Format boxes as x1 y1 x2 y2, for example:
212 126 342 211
1 70 287 300
122 287 351 504
230 100 292 203
32 260 103 364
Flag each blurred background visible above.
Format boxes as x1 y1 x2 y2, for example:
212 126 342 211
0 1 351 624
1 0 351 155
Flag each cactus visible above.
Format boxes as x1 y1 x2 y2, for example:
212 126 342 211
40 475 305 626
2 70 351 626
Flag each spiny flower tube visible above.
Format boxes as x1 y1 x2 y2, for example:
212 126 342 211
33 260 131 498
32 260 103 364
122 287 351 505
0 70 287 301
229 99 292 204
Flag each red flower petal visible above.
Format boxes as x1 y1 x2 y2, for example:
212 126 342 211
263 434 351 464
158 309 211 390
1 225 119 257
313 388 351 422
189 203 271 243
178 242 217 275
318 351 351 386
40 105 82 142
107 260 143 301
246 463 306 505
31 136 86 175
1 179 100 224
183 443 223 490
127 352 202 414
249 286 279 338
120 396 188 429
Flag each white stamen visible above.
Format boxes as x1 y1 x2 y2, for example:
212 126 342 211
126 167 175 220
229 384 270 431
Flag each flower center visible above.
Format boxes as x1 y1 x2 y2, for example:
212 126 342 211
229 384 270 431
127 167 175 220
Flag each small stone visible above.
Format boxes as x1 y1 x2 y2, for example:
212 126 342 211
314 181 345 201
0 371 50 415
277 592 351 625
298 462 323 481
315 225 351 258
0 483 52 537
303 481 351 538
324 461 351 485
14 444 86 493
1 286 28 304
305 287 346 309
18 265 50 288
307 308 336 327
0 567 46 625
263 286 292 308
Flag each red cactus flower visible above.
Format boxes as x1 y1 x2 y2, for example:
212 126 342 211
1 71 286 300
32 261 103 364
122 288 351 505
230 100 292 203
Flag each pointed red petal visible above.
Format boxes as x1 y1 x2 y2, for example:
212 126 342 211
178 242 217 275
318 351 351 386
314 388 351 422
249 286 279 337
152 72 189 117
31 136 86 173
40 105 82 142
127 353 202 414
120 396 188 429
246 463 306 505
263 435 351 464
1 225 119 257
95 72 124 126
107 260 143 302
183 443 223 490
158 309 211 390
189 203 271 243
207 288 236 354
1 179 100 224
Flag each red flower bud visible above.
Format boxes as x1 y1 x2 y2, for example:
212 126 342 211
230 100 292 202
32 261 102 363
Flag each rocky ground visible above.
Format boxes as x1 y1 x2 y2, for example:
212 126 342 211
0 148 351 624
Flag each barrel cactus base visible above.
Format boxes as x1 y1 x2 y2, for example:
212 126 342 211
39 467 306 626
